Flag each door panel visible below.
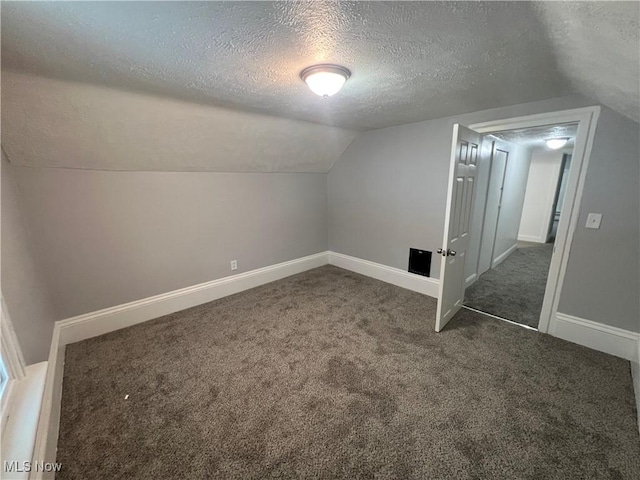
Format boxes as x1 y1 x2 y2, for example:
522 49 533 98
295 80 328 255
435 125 481 332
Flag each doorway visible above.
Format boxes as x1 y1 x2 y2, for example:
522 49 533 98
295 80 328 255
463 124 578 329
434 107 600 334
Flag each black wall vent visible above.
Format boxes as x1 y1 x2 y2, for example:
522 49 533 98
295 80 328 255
408 248 432 277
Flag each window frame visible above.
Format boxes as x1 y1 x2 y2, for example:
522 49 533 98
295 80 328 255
0 356 8 397
1 295 26 420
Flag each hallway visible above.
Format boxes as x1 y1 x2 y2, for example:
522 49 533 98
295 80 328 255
464 243 554 328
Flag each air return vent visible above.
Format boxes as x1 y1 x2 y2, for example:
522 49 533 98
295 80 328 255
408 248 432 277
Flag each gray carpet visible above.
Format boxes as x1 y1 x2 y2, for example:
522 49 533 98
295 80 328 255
465 243 555 328
57 266 639 479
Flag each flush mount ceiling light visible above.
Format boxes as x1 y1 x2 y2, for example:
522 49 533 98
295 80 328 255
546 137 569 149
300 64 351 98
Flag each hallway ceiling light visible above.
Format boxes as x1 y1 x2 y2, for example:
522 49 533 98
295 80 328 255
546 137 569 149
300 64 351 98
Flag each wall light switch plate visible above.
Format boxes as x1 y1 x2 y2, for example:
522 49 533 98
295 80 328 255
586 213 602 229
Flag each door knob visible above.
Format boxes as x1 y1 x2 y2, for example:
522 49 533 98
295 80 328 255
437 248 445 256
447 250 456 256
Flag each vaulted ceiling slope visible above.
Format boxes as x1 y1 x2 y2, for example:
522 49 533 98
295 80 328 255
1 72 357 173
1 1 638 172
536 1 639 123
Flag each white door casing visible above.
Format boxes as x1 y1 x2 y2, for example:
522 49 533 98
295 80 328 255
435 125 481 332
469 106 601 334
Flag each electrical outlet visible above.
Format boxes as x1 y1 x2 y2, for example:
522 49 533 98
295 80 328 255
230 260 238 271
585 213 602 230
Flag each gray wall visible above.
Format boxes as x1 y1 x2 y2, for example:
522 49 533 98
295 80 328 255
1 153 56 364
557 107 640 329
6 93 638 344
11 169 328 319
328 95 640 332
328 118 452 274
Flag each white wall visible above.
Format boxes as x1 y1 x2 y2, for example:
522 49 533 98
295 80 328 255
329 96 640 333
11 168 328 320
518 149 564 243
1 154 56 364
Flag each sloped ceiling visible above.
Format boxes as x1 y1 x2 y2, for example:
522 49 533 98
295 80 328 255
1 71 357 173
1 1 638 172
536 1 640 123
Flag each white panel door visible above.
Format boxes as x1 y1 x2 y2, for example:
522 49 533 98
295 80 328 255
435 125 481 332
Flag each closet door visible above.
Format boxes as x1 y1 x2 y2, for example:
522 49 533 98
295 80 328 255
477 141 508 276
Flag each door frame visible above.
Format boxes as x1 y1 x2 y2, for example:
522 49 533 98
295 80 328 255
469 106 601 334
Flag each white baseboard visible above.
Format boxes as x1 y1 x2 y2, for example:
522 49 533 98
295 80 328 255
554 313 640 433
517 234 545 244
465 273 477 288
33 250 436 473
492 243 518 269
328 251 439 298
57 251 329 346
552 312 640 362
32 251 329 473
31 249 640 466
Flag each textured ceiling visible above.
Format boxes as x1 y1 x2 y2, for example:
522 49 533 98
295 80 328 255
1 1 638 173
492 123 578 149
3 0 637 132
535 1 640 123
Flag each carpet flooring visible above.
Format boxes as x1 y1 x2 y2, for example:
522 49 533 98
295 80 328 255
57 266 639 479
464 243 555 328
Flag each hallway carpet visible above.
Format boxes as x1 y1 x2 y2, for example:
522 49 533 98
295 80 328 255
57 266 639 479
464 243 554 328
